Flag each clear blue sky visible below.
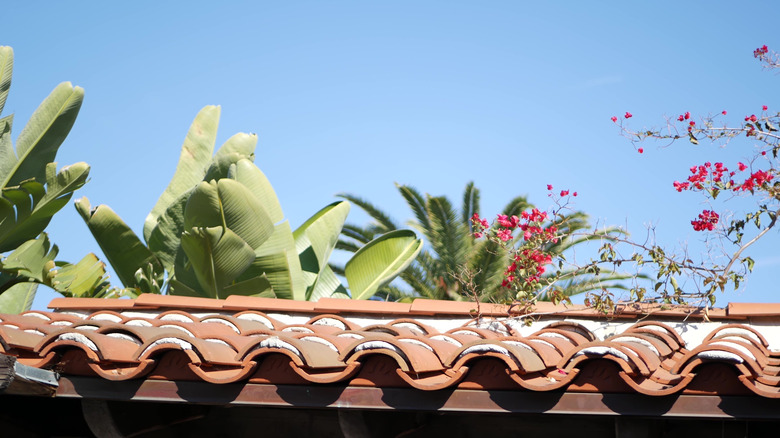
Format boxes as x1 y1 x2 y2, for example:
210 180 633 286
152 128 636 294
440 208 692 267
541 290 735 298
4 2 779 308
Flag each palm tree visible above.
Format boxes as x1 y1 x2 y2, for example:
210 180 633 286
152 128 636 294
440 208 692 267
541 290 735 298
335 182 630 302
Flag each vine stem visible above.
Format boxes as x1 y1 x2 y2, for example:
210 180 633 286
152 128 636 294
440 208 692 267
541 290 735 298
722 206 780 275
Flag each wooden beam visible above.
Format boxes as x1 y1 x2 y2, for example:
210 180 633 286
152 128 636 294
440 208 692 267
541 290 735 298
0 353 57 396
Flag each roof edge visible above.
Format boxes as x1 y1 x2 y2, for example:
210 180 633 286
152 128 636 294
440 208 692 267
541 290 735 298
43 294 757 321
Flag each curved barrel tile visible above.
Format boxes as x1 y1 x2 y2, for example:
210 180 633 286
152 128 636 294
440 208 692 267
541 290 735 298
560 342 645 376
201 315 272 334
340 335 445 376
448 339 547 375
305 314 360 331
386 319 438 336
538 321 597 342
232 310 284 330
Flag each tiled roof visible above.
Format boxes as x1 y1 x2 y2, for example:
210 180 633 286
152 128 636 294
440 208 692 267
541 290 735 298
2 295 780 400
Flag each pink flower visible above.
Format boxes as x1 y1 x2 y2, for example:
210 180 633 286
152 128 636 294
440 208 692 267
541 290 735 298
722 110 727 115
610 116 618 123
738 162 748 171
547 184 553 190
684 111 690 120
497 228 513 242
763 105 769 111
560 190 569 197
572 192 578 197
638 148 644 154
673 181 690 192
677 115 684 122
624 112 633 119
762 151 768 156
691 210 719 231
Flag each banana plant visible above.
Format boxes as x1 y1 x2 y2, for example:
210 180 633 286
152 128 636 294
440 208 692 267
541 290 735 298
78 105 422 300
0 45 118 312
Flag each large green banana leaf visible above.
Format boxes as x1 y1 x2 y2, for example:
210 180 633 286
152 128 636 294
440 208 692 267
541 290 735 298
0 46 12 117
346 229 423 300
0 283 37 314
179 226 257 298
294 201 350 294
229 159 284 224
204 132 257 181
235 221 304 300
0 162 89 252
0 233 115 299
0 233 58 285
147 189 191 273
143 105 220 242
223 276 274 297
0 116 13 179
307 264 349 301
0 82 83 187
75 197 163 290
147 133 263 272
51 253 112 298
184 179 274 250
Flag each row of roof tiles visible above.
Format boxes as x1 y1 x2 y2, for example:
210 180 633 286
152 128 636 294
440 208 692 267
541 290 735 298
44 295 780 318
0 295 779 398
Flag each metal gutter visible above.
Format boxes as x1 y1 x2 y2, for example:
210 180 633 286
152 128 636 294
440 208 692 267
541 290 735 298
55 376 780 419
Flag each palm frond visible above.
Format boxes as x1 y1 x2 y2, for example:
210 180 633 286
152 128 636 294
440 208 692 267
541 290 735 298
376 284 419 303
468 239 510 298
426 196 471 275
399 258 436 299
328 262 346 277
335 240 362 253
396 184 431 232
502 195 533 217
340 223 377 244
462 181 480 232
336 192 397 231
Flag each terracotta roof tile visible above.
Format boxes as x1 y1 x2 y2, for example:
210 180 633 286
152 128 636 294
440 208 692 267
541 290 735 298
4 295 780 400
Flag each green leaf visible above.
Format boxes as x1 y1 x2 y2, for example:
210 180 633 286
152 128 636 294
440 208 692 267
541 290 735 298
0 162 90 252
184 179 274 250
427 196 470 272
74 197 163 290
179 226 256 298
51 253 111 298
230 159 284 224
237 221 304 300
147 188 191 272
307 264 348 301
0 46 12 117
396 184 430 232
294 201 350 293
144 105 220 242
2 82 83 187
167 278 203 298
204 132 257 181
0 115 14 181
0 234 58 283
222 275 274 297
336 192 397 232
0 282 38 314
462 181 480 228
346 229 423 300
182 181 223 229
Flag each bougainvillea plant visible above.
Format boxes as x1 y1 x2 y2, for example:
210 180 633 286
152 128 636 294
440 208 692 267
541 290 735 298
474 45 779 316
